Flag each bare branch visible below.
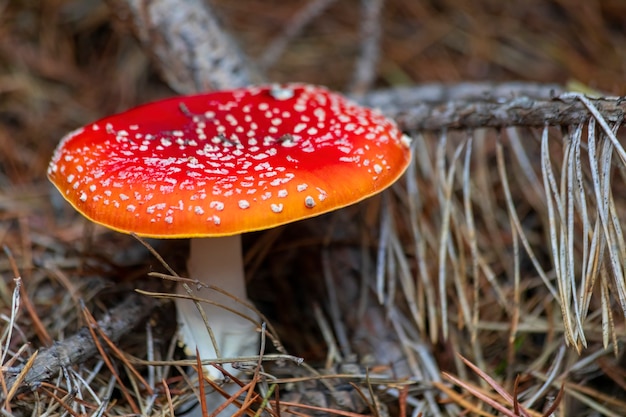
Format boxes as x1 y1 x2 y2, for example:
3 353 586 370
357 83 625 130
107 0 259 93
3 292 157 398
359 82 565 107
348 0 384 95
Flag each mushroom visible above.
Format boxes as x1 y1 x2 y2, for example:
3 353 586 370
47 83 412 384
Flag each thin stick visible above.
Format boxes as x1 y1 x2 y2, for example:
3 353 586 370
259 0 337 69
348 0 384 95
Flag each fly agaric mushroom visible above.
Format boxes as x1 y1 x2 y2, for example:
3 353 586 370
47 83 411 383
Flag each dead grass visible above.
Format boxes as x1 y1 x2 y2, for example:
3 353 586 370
1 0 626 416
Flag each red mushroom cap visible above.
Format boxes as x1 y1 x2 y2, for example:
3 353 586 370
48 83 411 238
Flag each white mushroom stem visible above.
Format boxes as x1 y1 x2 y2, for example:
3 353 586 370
176 234 259 382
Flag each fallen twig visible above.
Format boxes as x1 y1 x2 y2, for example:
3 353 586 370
106 0 258 93
357 83 625 130
2 292 157 399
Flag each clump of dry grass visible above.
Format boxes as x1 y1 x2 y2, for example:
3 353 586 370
2 1 626 416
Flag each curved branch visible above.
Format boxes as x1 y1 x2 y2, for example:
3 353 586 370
107 0 260 93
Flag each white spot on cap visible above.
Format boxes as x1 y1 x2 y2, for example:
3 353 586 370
374 164 383 174
278 189 288 198
297 183 308 192
271 203 283 213
79 192 87 202
270 85 295 100
147 203 166 213
238 200 250 209
317 187 328 201
210 201 224 211
305 196 315 208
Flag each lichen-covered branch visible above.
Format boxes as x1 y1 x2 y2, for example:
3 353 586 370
107 0 259 93
357 83 625 130
358 82 564 107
